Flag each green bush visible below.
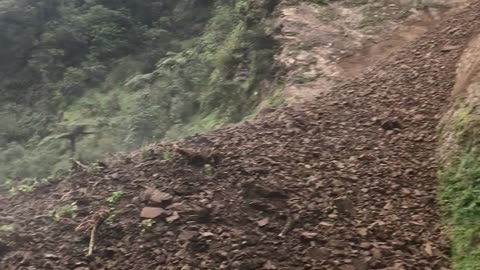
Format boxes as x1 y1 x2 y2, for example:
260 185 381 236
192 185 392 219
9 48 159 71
439 147 480 269
439 105 480 269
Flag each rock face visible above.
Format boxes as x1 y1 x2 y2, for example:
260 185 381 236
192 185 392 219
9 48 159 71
1 1 480 270
139 207 168 219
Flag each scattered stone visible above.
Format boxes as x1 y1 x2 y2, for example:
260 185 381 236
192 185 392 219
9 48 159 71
257 217 270 227
357 228 368 236
200 232 215 238
333 196 354 216
300 231 318 240
149 189 173 204
441 44 461 52
44 253 60 260
372 249 383 261
263 260 276 269
306 247 331 260
212 250 228 262
178 230 197 241
140 207 168 219
381 120 402 130
166 211 180 223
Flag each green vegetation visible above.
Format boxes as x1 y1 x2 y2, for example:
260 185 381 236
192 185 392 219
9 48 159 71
105 213 118 224
16 185 34 193
162 151 175 160
202 164 214 175
54 202 79 221
86 164 103 175
454 107 474 135
106 191 125 205
0 0 279 182
1 177 51 195
439 106 480 269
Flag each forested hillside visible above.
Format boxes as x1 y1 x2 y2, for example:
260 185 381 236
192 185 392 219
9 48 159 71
0 0 279 180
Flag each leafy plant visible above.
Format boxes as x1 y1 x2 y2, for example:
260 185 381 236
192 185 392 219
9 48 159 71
4 177 52 195
54 202 79 221
202 164 214 175
455 108 472 133
106 191 125 205
16 185 34 193
162 151 175 160
105 213 118 224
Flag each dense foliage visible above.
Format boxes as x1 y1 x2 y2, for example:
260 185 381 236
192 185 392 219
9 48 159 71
0 0 279 180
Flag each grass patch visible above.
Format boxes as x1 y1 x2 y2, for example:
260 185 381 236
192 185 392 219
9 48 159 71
454 107 473 133
162 151 175 160
163 112 226 141
439 106 480 269
105 213 118 224
106 191 125 205
2 177 51 195
439 146 480 269
54 202 79 221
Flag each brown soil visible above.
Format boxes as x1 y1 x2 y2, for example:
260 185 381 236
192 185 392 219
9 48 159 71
437 33 480 165
338 10 438 77
276 0 470 104
2 1 480 270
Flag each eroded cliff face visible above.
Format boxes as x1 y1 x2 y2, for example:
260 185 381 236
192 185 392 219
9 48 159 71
438 34 480 163
452 35 480 97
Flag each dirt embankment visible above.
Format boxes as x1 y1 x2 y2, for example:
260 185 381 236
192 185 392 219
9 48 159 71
438 34 480 163
452 35 480 97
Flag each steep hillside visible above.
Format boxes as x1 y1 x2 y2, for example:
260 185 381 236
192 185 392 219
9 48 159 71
0 0 465 182
1 1 480 269
0 0 278 180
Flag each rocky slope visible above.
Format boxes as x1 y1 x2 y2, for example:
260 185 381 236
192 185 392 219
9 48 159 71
1 1 480 270
275 0 471 103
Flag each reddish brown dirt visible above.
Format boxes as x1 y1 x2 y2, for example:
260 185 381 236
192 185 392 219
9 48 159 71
1 2 480 270
337 10 439 78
